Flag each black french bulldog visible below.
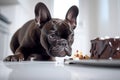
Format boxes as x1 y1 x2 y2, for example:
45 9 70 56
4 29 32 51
4 2 79 61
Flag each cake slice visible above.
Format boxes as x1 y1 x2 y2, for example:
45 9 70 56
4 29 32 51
90 37 120 59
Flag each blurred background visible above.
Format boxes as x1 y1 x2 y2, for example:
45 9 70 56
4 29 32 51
0 0 120 60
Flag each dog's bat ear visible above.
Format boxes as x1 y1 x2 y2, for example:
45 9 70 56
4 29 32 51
65 6 79 29
34 2 51 26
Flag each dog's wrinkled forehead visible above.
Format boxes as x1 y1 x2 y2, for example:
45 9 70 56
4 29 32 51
44 19 73 34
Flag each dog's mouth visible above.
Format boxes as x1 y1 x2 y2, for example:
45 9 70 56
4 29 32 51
49 45 71 57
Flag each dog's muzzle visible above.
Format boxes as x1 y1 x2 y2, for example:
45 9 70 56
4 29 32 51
49 39 71 57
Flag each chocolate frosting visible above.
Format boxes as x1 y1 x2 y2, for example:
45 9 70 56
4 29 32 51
90 38 120 59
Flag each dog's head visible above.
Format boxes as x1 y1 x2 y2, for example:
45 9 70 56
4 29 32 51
35 2 79 57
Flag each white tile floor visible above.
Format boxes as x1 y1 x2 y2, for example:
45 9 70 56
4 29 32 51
0 61 120 80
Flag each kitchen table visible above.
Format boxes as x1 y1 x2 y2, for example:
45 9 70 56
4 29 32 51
0 61 120 80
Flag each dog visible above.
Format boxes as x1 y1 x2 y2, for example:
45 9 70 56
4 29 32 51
4 2 79 61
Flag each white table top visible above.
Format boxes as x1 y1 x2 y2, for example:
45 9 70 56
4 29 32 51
0 61 120 80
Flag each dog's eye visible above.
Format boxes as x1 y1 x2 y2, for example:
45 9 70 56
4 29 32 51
49 35 55 39
48 34 56 39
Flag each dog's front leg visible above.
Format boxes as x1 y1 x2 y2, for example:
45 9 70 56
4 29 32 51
4 48 24 61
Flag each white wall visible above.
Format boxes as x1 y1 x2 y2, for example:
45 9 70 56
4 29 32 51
98 0 120 37
87 0 120 38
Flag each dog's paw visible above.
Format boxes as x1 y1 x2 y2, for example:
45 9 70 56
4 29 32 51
4 54 24 62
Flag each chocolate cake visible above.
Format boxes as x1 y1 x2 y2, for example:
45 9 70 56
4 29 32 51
90 37 120 59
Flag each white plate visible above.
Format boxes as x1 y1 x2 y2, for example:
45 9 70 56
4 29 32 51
64 59 120 67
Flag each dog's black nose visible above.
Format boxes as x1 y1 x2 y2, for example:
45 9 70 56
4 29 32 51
57 39 68 47
61 41 67 46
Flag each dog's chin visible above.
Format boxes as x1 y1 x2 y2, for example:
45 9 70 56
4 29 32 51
49 47 71 57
